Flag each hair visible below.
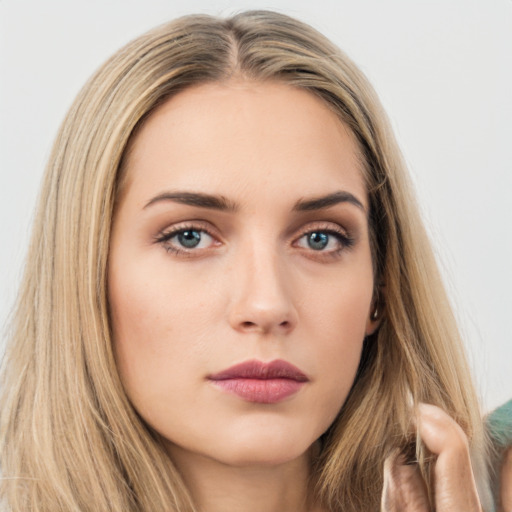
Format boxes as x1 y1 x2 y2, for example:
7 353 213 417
0 10 492 512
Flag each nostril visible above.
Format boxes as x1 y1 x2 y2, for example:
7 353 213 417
238 319 291 332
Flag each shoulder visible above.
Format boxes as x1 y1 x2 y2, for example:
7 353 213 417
487 400 512 449
487 400 512 512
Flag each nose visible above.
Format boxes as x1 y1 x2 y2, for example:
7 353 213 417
227 242 298 336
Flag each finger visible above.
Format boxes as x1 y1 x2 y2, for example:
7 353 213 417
501 447 512 512
381 450 430 512
416 403 482 512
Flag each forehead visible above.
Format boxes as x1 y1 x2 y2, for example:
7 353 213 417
121 80 367 211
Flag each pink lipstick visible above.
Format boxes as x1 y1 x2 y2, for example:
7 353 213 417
208 359 308 404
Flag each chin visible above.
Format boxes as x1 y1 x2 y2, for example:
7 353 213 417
207 431 316 468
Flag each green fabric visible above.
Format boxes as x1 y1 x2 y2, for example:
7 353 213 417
486 400 512 512
487 399 512 448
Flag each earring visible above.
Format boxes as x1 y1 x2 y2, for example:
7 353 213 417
371 285 384 322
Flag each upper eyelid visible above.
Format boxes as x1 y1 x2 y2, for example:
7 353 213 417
155 221 219 240
160 227 214 241
154 220 350 239
154 226 219 255
294 227 350 246
293 221 349 237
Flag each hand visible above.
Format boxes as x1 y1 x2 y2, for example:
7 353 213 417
381 403 482 512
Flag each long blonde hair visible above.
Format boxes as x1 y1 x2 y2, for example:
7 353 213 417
0 10 491 511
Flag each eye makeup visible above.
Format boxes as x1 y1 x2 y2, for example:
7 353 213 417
153 218 356 262
153 221 221 257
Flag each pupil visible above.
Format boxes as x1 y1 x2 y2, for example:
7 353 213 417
308 232 328 250
178 230 201 248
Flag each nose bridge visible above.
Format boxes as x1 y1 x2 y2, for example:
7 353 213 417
227 232 297 335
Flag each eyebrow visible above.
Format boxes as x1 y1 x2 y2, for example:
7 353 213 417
143 190 365 213
293 191 365 212
144 191 238 212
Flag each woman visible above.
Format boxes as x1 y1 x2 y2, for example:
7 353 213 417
0 10 494 511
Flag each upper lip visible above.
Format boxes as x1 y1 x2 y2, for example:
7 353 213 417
208 359 309 382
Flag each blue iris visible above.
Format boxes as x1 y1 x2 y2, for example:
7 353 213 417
307 232 329 250
177 230 202 248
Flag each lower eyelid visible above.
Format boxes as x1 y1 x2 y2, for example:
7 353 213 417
162 229 215 248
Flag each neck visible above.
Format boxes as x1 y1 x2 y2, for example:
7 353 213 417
166 443 323 512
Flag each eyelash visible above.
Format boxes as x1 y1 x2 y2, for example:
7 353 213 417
153 222 219 257
153 222 354 259
294 225 354 260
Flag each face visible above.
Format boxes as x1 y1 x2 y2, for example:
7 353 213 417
109 81 378 469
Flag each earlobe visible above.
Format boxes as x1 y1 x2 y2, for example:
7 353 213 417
365 309 383 336
365 287 384 335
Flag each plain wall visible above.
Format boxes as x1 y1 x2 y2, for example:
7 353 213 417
1 0 511 412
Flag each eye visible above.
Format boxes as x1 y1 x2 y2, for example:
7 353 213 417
154 225 219 255
294 226 354 255
174 229 210 249
303 232 331 251
296 231 339 251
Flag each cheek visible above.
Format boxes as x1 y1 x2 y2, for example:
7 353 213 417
107 253 217 419
302 261 373 410
303 257 373 349
109 245 216 350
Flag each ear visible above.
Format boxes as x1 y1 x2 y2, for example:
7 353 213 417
365 312 382 336
365 285 385 336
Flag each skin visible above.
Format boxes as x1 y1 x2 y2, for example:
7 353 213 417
382 404 483 512
108 80 483 512
109 81 376 512
500 447 512 512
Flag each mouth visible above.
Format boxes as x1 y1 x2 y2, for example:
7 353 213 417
207 359 309 404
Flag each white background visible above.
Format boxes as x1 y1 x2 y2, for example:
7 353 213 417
0 0 511 412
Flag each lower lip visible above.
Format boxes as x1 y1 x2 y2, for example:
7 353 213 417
210 378 305 404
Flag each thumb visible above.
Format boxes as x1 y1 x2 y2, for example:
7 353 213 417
416 403 482 512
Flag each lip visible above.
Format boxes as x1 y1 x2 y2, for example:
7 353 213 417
208 359 308 404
